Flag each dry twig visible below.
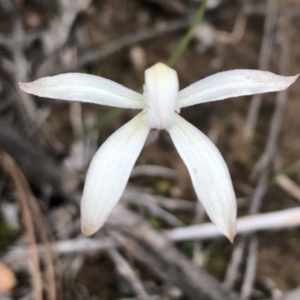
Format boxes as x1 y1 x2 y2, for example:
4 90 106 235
108 249 151 300
2 152 43 300
130 165 177 180
244 0 278 140
240 237 258 299
165 207 300 241
4 237 116 265
223 237 246 290
123 192 184 227
108 207 240 300
240 19 291 299
275 175 300 203
1 152 61 300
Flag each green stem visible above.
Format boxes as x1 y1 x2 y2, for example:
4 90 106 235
166 0 207 67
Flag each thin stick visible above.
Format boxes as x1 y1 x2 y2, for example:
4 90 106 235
6 206 300 257
28 192 60 300
223 237 246 289
240 238 258 299
4 237 116 264
272 158 300 179
250 25 291 183
240 16 289 298
108 249 151 300
275 175 300 203
244 0 278 141
124 189 195 212
2 151 60 300
123 195 185 227
165 207 300 241
2 153 43 300
130 165 177 180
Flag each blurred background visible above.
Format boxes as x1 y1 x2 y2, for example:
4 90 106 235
0 0 300 299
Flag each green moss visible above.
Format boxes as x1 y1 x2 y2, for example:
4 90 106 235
285 264 299 289
287 228 299 247
148 216 163 229
206 246 229 280
0 221 18 251
178 240 195 258
155 180 171 195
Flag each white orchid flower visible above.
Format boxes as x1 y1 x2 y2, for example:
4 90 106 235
19 63 298 241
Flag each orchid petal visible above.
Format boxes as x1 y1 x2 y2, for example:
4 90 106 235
19 73 144 109
168 114 236 241
81 112 150 235
144 63 179 130
178 70 298 108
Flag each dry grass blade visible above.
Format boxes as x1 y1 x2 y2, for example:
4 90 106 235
1 152 43 300
28 196 62 300
1 152 61 300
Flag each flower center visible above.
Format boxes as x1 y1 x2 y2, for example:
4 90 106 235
143 63 179 130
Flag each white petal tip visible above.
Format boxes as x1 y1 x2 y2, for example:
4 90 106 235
81 221 100 236
225 226 236 243
19 79 46 96
19 82 31 93
275 73 298 92
289 74 299 86
81 215 106 236
221 214 237 243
